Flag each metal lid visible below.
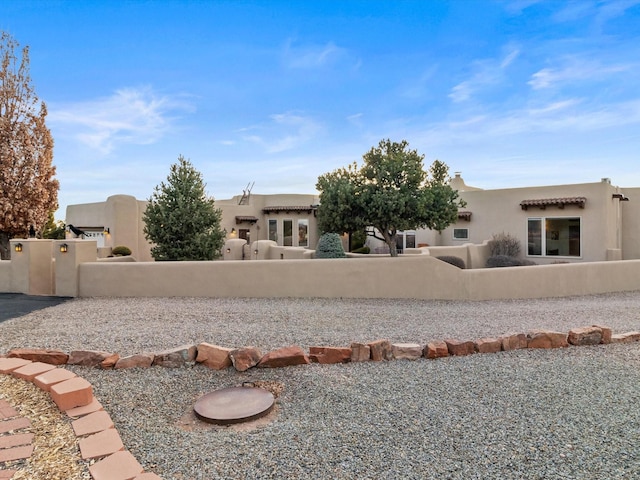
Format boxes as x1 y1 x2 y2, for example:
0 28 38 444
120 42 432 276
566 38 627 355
193 385 275 425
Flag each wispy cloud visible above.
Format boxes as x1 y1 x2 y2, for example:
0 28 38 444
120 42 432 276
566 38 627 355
282 39 351 69
49 87 193 155
240 112 323 153
528 58 631 90
449 47 520 102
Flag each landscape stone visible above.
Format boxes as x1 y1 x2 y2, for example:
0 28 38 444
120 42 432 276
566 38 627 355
196 343 233 370
100 354 120 369
501 333 528 351
350 343 371 362
568 326 603 346
68 350 114 367
114 353 154 370
258 346 309 368
309 346 352 364
367 339 393 361
7 348 68 365
391 343 423 360
424 341 449 359
527 330 569 349
444 339 475 356
610 331 640 343
593 324 612 344
229 347 262 372
153 345 197 368
474 337 502 354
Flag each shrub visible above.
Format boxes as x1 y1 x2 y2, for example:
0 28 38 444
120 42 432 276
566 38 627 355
350 229 367 251
436 255 465 269
489 232 521 257
486 255 537 268
315 233 346 258
111 245 132 256
351 246 370 254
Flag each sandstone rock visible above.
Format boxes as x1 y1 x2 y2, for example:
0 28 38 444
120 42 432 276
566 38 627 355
68 350 114 367
229 347 262 372
424 341 449 359
114 354 154 369
368 339 393 361
309 346 352 364
593 324 612 344
196 343 233 370
444 339 475 356
7 348 69 365
527 330 569 349
391 343 423 360
350 343 371 362
610 331 640 343
152 345 197 368
501 333 528 351
100 354 119 369
568 326 603 346
474 337 502 354
258 346 309 368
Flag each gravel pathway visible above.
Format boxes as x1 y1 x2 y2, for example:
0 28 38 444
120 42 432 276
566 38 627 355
1 293 639 479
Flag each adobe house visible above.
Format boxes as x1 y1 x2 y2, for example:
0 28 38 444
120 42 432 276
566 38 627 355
64 175 638 264
64 192 320 261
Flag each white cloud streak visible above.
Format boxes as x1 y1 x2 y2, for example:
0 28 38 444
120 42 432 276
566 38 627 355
240 112 323 153
49 87 193 154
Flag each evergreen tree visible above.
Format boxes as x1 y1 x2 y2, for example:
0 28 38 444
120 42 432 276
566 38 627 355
0 32 58 259
143 156 224 261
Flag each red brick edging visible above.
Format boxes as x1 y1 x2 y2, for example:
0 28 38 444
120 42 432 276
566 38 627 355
0 358 161 480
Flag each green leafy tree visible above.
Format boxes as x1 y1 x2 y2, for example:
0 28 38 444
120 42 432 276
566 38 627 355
143 156 224 261
316 139 465 257
41 211 65 239
0 32 58 259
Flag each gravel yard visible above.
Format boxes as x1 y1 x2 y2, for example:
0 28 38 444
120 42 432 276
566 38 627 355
1 293 639 479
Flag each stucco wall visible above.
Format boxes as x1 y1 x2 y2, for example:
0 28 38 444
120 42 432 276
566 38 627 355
76 256 640 301
0 261 12 292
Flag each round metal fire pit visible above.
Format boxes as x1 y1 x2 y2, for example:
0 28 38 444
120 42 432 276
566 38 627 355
193 384 275 425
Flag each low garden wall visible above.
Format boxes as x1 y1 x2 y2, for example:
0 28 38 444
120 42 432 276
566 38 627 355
76 256 640 300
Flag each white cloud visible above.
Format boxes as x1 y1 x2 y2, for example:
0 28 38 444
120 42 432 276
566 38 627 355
282 39 349 69
449 47 520 103
49 87 193 155
240 112 323 153
528 58 631 90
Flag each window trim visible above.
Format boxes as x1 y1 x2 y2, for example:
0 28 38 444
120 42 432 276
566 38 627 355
526 216 582 258
452 228 469 241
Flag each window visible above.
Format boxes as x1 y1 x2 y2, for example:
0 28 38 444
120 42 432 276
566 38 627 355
283 219 293 246
395 230 416 253
298 219 309 247
268 219 277 242
527 217 581 257
239 229 250 244
453 228 469 240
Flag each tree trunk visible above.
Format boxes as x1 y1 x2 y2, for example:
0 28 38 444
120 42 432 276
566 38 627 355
382 231 399 257
0 232 10 260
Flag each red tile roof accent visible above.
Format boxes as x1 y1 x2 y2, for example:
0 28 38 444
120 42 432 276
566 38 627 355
520 197 586 210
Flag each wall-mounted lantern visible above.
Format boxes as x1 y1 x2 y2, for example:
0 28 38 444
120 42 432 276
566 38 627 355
104 227 110 234
59 243 68 253
14 243 23 253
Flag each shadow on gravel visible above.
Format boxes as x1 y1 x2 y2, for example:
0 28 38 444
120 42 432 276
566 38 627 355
0 293 71 324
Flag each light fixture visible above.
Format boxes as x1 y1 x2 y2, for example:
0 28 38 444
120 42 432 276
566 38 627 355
60 243 68 253
14 243 23 253
254 249 259 255
226 248 231 253
104 227 110 234
230 228 237 238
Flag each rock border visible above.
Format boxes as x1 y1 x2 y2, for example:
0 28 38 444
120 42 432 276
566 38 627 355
2 325 639 372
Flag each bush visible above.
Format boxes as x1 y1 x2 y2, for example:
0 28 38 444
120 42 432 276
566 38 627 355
436 255 465 269
486 255 537 268
111 245 132 256
489 232 521 257
351 246 370 254
315 233 346 258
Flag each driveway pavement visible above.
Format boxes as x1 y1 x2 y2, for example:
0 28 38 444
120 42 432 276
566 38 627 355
0 293 70 323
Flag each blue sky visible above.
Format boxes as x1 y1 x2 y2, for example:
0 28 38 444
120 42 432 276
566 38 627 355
2 0 640 219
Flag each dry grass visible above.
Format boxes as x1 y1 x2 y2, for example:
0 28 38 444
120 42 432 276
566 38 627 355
0 375 90 479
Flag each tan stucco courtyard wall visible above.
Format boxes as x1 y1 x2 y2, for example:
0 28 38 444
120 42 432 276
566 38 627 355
76 256 640 301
